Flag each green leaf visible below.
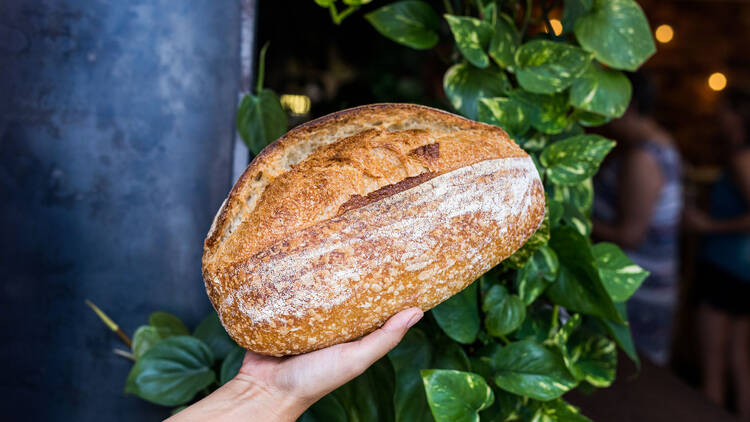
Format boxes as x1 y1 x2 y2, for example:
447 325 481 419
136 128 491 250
515 307 554 343
220 347 245 385
478 97 530 137
432 282 480 344
365 1 441 50
509 90 570 134
389 329 433 422
125 336 216 406
554 314 582 347
567 332 617 387
597 302 639 366
481 2 496 24
516 246 559 305
489 13 520 71
528 399 593 422
562 0 593 35
444 63 510 120
546 227 622 323
445 15 494 68
493 340 577 401
504 209 550 269
237 89 288 155
483 285 526 337
549 178 594 214
343 0 372 5
132 326 164 360
540 134 615 185
574 0 656 71
515 40 591 94
193 312 236 361
561 200 592 236
576 109 612 127
314 0 336 6
301 394 348 422
422 369 495 422
592 242 649 302
570 62 632 117
149 312 189 337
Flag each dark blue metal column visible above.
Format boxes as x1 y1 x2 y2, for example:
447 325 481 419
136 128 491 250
0 1 243 420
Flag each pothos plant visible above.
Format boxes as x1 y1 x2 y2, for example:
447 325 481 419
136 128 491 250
90 0 657 420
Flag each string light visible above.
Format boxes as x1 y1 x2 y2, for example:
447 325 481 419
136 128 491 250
280 94 311 115
548 19 563 36
708 73 727 91
654 24 674 44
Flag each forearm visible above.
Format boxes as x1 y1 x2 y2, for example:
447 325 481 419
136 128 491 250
706 214 750 233
165 379 306 422
592 219 644 249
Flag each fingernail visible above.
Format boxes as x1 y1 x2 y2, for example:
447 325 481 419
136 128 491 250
406 310 423 328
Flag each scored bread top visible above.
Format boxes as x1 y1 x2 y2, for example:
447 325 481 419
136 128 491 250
202 104 526 284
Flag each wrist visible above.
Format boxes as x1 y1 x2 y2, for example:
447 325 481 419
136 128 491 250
226 376 309 421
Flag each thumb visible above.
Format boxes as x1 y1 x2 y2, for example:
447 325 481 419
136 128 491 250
342 307 423 374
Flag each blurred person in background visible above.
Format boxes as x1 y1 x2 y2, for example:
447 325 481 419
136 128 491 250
593 72 684 366
685 88 750 421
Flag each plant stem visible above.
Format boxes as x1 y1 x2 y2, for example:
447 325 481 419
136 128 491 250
499 334 511 345
520 0 533 39
550 304 560 336
85 299 132 347
443 0 455 14
255 42 270 94
336 6 358 24
113 348 136 361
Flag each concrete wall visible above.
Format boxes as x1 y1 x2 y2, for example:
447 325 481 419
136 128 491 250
0 1 242 419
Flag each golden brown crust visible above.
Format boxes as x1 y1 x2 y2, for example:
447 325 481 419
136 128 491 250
201 103 544 356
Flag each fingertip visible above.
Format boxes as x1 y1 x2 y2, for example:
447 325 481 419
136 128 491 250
405 307 423 328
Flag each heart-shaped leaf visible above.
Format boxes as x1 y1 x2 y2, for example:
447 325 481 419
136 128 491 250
570 62 632 118
562 0 593 35
540 134 615 185
509 90 571 135
574 0 655 71
220 347 245 385
515 40 591 94
193 312 237 361
546 227 622 323
237 89 288 155
592 242 649 302
493 340 577 401
422 369 494 422
132 326 164 360
516 245 560 305
489 13 520 71
432 281 480 344
445 15 494 68
125 336 216 406
365 1 441 50
444 63 509 120
483 285 526 337
478 97 531 137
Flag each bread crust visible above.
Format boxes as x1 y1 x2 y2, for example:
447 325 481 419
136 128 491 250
202 104 545 356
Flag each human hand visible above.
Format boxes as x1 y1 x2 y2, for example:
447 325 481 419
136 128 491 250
166 307 423 422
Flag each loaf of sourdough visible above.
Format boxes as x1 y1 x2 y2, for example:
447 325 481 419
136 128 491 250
202 103 545 356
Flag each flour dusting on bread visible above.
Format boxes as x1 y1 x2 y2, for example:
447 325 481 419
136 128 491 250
201 104 546 356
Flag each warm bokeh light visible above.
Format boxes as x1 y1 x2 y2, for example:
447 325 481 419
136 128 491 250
280 94 311 115
708 72 727 91
549 19 563 36
655 24 674 43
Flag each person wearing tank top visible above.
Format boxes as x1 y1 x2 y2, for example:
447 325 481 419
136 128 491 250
592 72 683 366
685 94 750 420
